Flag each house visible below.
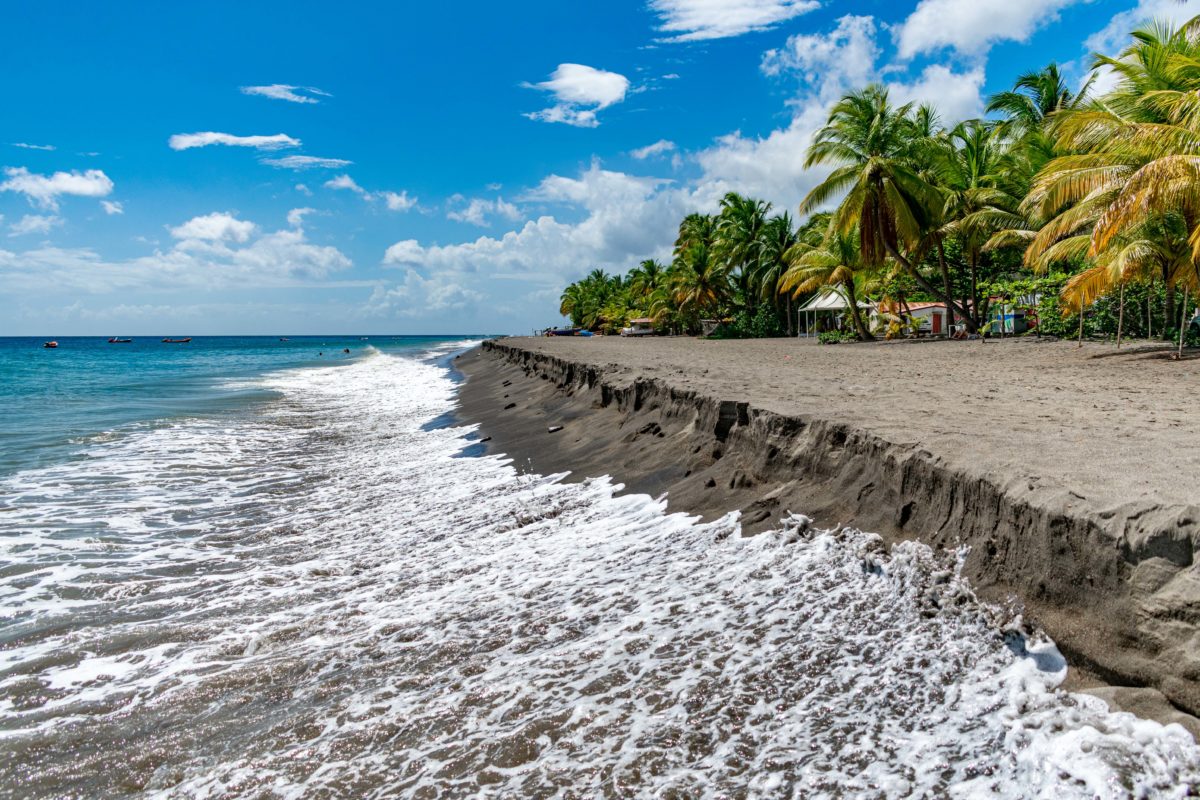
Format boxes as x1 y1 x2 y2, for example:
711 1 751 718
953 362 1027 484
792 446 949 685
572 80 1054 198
903 301 950 336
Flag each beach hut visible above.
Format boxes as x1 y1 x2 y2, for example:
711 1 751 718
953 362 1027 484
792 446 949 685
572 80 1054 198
796 288 874 337
903 301 950 336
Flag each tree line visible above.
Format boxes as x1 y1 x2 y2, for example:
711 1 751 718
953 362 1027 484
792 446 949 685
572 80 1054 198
559 18 1200 345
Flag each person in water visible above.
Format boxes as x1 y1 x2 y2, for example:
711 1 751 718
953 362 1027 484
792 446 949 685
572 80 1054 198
343 348 350 353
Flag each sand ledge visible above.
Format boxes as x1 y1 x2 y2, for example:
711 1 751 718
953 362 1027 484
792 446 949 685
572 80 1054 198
454 336 1200 732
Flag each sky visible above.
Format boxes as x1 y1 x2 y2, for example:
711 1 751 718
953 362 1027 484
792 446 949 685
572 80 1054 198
2 0 1197 335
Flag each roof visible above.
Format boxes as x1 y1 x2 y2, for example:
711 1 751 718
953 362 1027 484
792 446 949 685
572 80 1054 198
797 288 872 312
629 317 655 324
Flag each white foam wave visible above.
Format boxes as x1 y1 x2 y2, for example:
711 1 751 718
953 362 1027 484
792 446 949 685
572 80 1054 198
0 351 1196 798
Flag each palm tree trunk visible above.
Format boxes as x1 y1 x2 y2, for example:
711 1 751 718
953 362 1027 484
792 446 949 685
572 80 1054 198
1116 281 1125 348
786 294 793 337
936 241 955 329
969 250 980 328
1179 287 1191 359
1077 298 1085 348
884 242 977 331
844 281 873 341
1165 279 1176 341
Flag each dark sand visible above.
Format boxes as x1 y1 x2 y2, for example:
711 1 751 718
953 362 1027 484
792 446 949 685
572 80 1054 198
454 335 1200 732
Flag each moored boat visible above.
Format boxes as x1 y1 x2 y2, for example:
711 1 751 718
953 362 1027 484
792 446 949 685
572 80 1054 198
43 341 58 349
161 337 192 343
107 337 132 343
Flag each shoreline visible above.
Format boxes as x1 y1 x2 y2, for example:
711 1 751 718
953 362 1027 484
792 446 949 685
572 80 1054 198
453 335 1200 734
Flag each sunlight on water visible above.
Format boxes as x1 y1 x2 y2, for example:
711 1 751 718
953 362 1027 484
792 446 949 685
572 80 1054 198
0 346 1197 798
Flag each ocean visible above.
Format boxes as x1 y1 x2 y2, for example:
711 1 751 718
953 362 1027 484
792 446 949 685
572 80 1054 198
0 335 1197 798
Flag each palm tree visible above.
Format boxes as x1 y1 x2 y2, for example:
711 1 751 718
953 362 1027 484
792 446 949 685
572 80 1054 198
714 192 772 311
1019 19 1200 334
671 240 728 319
756 213 800 334
629 259 666 298
780 226 874 341
801 85 977 329
986 63 1092 139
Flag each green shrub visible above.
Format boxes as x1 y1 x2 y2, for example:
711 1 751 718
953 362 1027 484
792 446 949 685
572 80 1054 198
818 329 857 344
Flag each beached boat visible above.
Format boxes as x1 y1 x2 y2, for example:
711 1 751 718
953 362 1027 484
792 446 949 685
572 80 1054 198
548 327 579 336
43 341 58 349
107 337 132 343
161 337 192 344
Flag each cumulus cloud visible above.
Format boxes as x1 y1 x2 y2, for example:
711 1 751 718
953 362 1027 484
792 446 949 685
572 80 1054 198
0 217 352 294
761 15 879 101
381 190 418 212
446 196 522 226
168 131 300 151
261 155 352 170
630 139 677 159
169 212 256 243
101 200 123 215
0 166 114 211
9 214 63 237
888 64 986 122
325 174 417 210
649 0 819 41
894 0 1084 59
12 142 55 151
287 207 315 227
525 64 630 128
385 164 689 279
240 84 331 104
325 174 366 195
365 270 484 317
1086 0 1200 56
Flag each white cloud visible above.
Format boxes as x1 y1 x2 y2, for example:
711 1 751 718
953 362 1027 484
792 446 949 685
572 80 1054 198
9 214 63 237
12 142 55 151
446 196 522 226
0 219 352 294
325 174 366 195
525 64 630 128
386 164 690 278
630 139 677 159
365 270 484 317
261 155 352 170
101 200 124 215
894 0 1084 59
168 131 300 151
888 64 986 123
762 15 879 102
649 0 819 42
0 166 114 211
240 84 331 104
169 212 256 243
295 183 313 196
381 190 418 212
1086 0 1200 55
287 207 315 227
325 174 417 210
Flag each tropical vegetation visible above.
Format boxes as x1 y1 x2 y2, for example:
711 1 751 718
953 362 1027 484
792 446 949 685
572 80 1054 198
558 17 1200 348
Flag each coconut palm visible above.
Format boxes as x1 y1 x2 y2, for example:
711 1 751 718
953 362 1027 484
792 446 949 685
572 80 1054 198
671 240 728 318
801 85 978 329
780 226 874 341
714 192 772 311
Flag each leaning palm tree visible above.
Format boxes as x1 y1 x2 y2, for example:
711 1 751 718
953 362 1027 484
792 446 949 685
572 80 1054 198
801 85 978 330
780 227 874 341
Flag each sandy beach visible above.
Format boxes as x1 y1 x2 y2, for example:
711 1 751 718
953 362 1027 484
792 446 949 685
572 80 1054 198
456 335 1200 730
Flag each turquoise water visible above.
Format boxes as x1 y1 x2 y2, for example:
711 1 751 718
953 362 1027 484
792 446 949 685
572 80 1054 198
0 335 480 479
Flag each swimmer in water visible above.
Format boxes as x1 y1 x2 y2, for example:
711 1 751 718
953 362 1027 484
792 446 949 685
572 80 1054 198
343 348 350 353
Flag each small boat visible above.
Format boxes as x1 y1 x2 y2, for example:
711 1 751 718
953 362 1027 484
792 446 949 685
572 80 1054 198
548 327 579 337
107 337 132 344
161 337 192 344
278 337 290 342
43 341 58 349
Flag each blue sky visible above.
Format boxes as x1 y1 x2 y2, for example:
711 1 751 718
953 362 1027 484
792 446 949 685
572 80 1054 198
1 0 1195 335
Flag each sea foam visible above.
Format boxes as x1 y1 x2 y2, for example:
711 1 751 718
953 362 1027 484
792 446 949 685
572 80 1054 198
0 348 1196 798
